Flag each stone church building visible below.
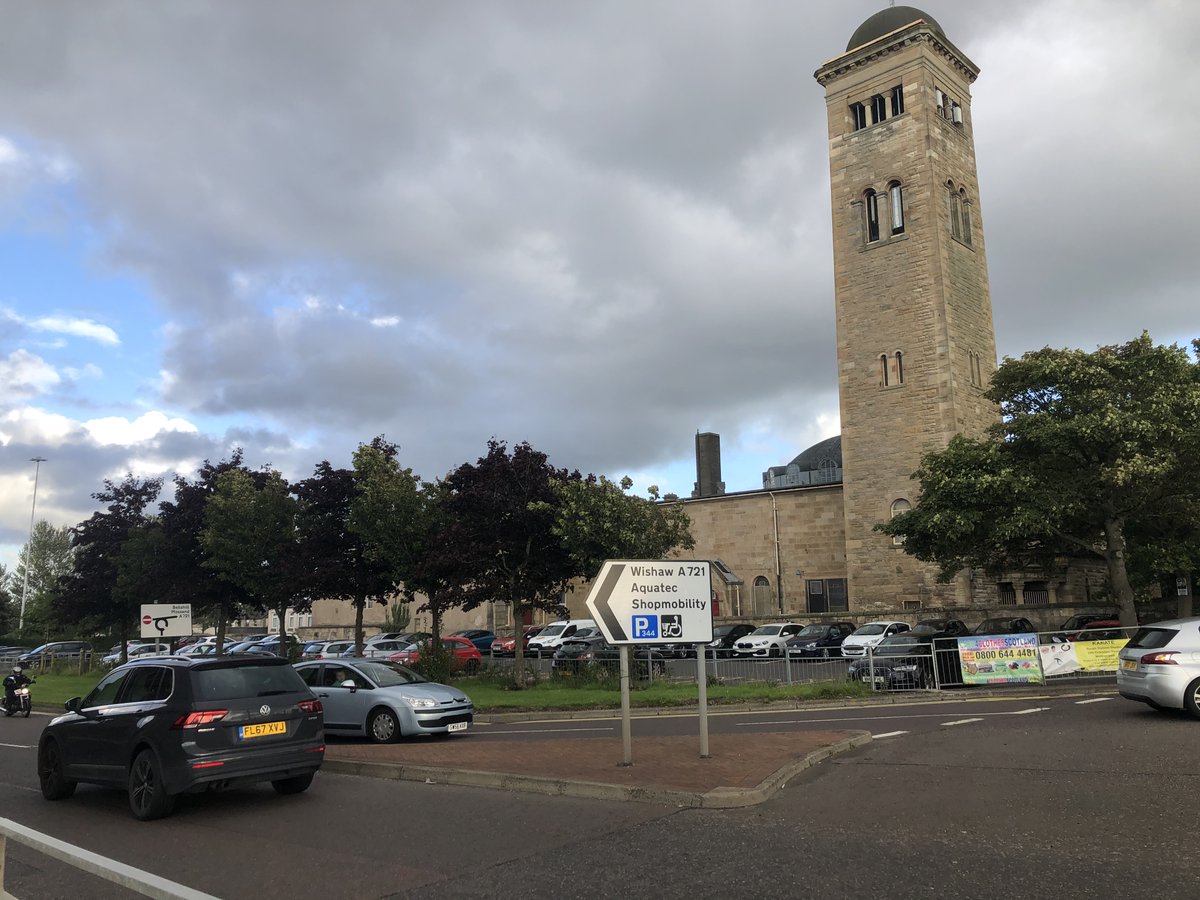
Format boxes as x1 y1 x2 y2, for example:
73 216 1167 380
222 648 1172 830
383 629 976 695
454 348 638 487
579 6 1100 629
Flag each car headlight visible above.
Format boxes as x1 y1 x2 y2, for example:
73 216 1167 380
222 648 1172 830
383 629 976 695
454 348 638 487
404 697 437 709
803 642 817 650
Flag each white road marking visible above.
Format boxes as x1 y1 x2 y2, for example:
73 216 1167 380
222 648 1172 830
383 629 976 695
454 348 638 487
1010 707 1050 715
1075 697 1113 705
0 742 34 749
0 781 40 793
736 707 1054 727
479 726 615 736
872 731 908 739
941 718 983 726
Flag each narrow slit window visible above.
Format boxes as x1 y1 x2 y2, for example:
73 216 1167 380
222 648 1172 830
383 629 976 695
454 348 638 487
891 84 905 116
889 182 904 235
895 351 904 384
935 88 946 118
850 102 867 131
865 190 880 243
870 94 887 124
949 183 962 240
960 190 972 244
880 353 889 387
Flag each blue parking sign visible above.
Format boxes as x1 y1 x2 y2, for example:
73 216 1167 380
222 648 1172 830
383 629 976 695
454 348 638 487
632 615 658 639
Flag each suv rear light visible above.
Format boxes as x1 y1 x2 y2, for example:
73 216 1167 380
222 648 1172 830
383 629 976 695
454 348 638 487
173 710 229 728
1139 652 1179 666
298 698 323 715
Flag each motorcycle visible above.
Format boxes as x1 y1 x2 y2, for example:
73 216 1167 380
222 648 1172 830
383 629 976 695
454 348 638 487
2 680 34 717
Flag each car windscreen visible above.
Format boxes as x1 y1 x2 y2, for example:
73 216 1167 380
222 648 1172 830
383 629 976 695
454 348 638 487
1125 627 1178 650
355 660 429 686
749 626 782 636
877 635 928 651
538 625 567 637
793 626 828 638
852 624 886 636
192 663 309 700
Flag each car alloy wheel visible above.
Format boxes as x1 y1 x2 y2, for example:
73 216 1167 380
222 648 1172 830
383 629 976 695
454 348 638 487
128 749 175 821
1184 677 1200 721
369 708 401 743
39 741 77 801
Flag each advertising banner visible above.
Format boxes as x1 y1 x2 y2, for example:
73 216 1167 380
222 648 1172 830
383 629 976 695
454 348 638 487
1073 638 1128 672
958 634 1043 684
1038 642 1080 677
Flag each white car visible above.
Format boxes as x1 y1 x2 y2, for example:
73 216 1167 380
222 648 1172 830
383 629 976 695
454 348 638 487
841 620 911 657
731 623 805 658
1117 617 1200 718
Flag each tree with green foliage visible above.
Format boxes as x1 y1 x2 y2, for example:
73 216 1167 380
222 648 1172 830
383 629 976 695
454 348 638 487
158 454 259 654
0 564 13 637
12 520 74 640
296 441 403 655
438 440 586 684
881 334 1200 627
201 468 304 649
547 475 695 575
55 475 163 642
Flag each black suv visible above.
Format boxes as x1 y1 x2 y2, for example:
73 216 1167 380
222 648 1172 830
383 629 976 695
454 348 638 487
704 623 757 658
786 622 856 659
38 656 324 820
18 641 93 667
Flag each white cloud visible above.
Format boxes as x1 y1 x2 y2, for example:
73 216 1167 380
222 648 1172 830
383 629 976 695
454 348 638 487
0 349 60 397
28 314 119 346
83 411 199 446
0 406 81 445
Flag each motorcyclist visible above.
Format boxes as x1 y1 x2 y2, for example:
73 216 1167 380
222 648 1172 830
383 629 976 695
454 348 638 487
3 665 33 713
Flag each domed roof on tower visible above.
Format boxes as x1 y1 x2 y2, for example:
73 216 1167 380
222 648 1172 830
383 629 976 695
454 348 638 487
846 6 944 52
788 434 842 471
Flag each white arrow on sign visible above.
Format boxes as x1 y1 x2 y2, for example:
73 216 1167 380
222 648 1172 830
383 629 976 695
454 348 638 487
584 560 713 645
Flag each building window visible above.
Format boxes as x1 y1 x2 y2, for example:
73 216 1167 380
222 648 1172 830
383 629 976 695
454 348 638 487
888 182 904 234
948 181 962 240
880 353 889 387
891 84 905 116
827 578 848 612
870 93 887 124
935 88 946 118
894 350 904 385
752 575 774 617
850 102 867 131
881 351 904 387
1022 581 1049 606
997 582 1016 605
960 190 972 244
890 498 911 545
865 190 880 242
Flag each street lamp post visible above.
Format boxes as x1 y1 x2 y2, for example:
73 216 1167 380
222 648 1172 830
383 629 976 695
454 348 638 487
18 456 47 633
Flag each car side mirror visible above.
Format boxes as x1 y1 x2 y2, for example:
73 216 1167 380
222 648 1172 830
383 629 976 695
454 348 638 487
339 679 357 692
65 697 82 713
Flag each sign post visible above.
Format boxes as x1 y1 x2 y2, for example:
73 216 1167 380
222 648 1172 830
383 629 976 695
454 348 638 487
139 604 193 640
585 560 713 762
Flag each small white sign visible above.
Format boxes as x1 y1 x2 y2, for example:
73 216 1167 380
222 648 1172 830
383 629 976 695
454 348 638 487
585 560 713 644
140 603 193 639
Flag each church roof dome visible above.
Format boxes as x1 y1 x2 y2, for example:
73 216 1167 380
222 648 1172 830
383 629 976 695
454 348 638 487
788 434 842 472
847 6 944 52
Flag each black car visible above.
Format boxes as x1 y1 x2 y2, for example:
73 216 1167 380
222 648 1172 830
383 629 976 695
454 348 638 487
551 638 667 677
551 635 608 673
18 640 94 667
972 617 1037 636
38 656 324 820
847 619 972 689
703 623 757 659
785 622 856 659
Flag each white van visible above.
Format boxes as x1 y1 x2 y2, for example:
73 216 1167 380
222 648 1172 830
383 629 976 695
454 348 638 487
527 619 598 655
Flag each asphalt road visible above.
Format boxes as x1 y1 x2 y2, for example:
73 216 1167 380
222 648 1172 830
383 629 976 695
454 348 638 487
1 690 1197 899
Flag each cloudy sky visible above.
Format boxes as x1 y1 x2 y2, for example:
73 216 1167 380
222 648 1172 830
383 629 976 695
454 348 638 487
1 1 1197 570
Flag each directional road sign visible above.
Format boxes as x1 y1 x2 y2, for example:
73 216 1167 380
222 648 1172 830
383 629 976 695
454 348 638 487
140 603 193 639
585 560 713 644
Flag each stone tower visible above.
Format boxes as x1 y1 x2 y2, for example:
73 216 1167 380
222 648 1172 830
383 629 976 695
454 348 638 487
814 7 999 612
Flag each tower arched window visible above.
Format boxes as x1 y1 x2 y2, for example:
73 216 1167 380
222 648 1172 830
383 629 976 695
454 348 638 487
865 189 880 243
888 182 904 235
894 350 904 384
890 498 912 545
948 181 962 240
880 353 889 387
870 94 887 124
960 189 973 245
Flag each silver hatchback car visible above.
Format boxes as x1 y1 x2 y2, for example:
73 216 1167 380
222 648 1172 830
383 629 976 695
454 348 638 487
1116 617 1200 718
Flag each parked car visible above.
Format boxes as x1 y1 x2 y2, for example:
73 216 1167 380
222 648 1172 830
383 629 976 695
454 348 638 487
100 643 170 666
590 641 669 677
0 646 32 664
731 623 805 658
490 626 546 657
527 620 598 655
342 639 414 659
174 643 219 659
702 623 757 658
450 630 497 653
1057 612 1119 634
301 640 330 659
847 631 938 689
18 641 94 667
550 635 608 674
786 622 856 659
1117 617 1200 718
38 656 324 820
317 640 356 659
841 621 911 658
389 637 483 675
293 658 473 742
1070 619 1125 642
365 631 422 645
972 617 1037 636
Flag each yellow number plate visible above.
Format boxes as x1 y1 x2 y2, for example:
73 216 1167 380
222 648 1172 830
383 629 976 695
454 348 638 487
1120 658 1137 671
240 721 286 739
